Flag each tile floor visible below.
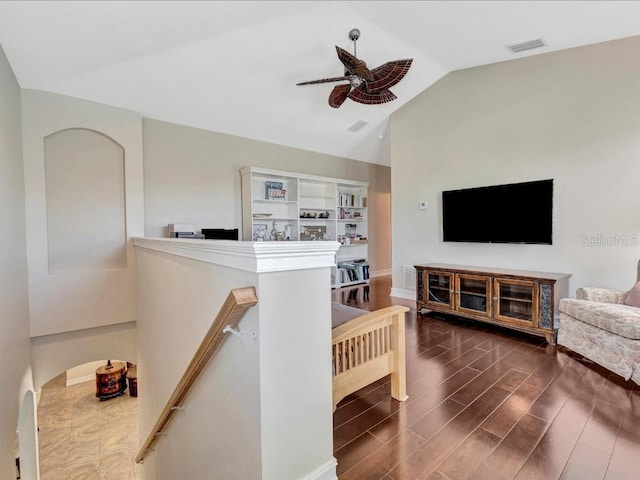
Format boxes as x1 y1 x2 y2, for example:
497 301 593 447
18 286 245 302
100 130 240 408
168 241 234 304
37 372 139 480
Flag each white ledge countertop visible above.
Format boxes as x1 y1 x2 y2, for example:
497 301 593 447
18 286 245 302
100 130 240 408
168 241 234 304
132 237 340 273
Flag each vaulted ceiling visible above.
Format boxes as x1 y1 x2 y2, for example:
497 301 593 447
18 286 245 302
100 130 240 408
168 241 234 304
1 1 640 166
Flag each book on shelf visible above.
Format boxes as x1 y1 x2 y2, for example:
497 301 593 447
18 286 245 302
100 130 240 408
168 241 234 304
335 259 369 285
338 208 365 220
265 181 286 201
338 193 367 208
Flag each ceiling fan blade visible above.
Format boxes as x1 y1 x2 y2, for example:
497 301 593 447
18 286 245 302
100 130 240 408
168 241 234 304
348 85 397 105
296 76 350 86
328 84 351 108
335 46 374 82
367 59 413 92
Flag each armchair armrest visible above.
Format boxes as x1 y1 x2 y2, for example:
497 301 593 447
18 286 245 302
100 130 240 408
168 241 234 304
576 287 627 304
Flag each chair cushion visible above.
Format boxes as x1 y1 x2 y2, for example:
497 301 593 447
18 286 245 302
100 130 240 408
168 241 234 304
331 302 367 329
625 281 640 308
560 298 640 340
576 287 627 304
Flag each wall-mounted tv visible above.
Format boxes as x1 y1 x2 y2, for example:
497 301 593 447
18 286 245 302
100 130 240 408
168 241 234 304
442 179 553 245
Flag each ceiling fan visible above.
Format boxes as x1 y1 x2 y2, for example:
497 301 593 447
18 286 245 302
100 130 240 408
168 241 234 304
296 28 413 108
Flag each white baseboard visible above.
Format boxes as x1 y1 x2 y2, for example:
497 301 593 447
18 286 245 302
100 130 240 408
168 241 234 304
369 269 391 278
301 458 337 480
66 373 94 387
390 287 416 301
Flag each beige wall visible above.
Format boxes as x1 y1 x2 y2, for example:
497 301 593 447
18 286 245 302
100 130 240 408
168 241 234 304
31 323 137 390
0 44 31 478
22 90 145 336
390 35 640 297
134 240 338 479
142 118 391 274
66 360 108 386
135 249 262 479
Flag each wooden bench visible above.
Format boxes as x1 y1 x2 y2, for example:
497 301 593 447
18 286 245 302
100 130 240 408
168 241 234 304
331 303 409 410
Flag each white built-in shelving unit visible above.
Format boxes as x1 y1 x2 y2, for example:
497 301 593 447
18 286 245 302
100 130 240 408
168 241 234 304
240 166 369 288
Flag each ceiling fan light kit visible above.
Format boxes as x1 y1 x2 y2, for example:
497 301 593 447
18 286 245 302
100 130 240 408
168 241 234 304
296 28 413 109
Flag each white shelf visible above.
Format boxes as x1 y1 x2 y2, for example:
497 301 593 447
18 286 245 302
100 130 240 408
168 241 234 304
300 194 335 200
336 256 367 262
253 218 297 222
241 167 368 279
332 279 369 289
253 199 297 205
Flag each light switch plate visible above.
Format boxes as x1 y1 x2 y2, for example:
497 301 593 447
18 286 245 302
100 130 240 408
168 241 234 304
419 201 428 210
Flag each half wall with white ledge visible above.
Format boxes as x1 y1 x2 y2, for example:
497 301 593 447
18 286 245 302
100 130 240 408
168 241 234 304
133 238 340 480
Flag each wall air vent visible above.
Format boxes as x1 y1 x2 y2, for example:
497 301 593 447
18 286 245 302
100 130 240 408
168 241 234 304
403 265 416 289
505 38 546 54
347 120 368 133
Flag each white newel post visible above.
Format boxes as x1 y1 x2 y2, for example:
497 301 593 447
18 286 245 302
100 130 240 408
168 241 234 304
133 238 339 480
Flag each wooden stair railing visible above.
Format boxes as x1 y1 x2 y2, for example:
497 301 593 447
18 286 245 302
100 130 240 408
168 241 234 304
135 287 258 463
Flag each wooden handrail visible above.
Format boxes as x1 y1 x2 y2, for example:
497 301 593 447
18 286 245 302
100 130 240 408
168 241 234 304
135 286 258 463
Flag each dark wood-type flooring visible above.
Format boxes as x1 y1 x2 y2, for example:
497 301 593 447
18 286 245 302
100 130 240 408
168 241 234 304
332 276 640 480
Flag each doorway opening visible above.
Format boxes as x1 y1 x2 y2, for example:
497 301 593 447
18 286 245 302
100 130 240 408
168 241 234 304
37 360 139 479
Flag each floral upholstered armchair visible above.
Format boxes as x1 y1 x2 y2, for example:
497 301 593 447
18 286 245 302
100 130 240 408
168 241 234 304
558 260 640 385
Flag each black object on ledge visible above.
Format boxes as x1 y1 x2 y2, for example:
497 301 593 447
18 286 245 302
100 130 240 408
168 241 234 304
202 228 239 240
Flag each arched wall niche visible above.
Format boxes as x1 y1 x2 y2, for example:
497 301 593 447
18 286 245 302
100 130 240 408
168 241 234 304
44 128 127 273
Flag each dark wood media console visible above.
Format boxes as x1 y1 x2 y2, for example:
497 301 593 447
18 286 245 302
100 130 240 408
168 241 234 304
415 264 570 344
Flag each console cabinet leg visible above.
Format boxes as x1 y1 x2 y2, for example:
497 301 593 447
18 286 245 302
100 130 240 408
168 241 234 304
545 331 557 345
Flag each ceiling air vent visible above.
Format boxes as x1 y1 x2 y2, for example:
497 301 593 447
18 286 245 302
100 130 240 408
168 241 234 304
505 38 546 54
347 120 368 133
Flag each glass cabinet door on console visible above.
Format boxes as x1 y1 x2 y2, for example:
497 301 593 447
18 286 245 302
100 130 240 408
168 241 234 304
493 278 539 326
456 274 491 318
425 271 454 310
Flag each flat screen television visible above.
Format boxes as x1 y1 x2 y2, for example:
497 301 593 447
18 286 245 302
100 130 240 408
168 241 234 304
442 179 553 244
